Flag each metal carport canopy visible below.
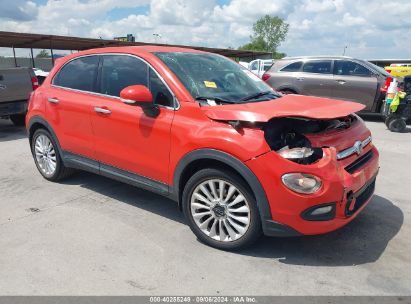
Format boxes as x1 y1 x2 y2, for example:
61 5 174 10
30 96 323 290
0 31 271 59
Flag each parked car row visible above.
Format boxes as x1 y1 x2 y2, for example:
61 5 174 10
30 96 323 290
0 55 397 129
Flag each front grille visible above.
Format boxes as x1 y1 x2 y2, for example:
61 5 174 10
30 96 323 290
345 178 376 216
345 150 374 174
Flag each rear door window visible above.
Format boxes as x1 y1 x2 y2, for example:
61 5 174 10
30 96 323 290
280 61 302 72
53 56 99 92
334 60 371 77
100 55 148 97
302 60 332 74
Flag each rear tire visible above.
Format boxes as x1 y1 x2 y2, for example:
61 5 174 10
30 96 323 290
10 114 26 126
182 168 262 251
388 117 407 133
31 129 74 181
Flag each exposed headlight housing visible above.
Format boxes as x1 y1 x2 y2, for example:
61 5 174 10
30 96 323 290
282 173 322 194
277 146 323 164
278 147 314 159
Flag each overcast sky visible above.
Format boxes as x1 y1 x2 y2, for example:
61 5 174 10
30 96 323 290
0 0 410 59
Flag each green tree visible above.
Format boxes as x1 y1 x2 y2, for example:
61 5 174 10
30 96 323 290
36 49 50 58
239 15 289 58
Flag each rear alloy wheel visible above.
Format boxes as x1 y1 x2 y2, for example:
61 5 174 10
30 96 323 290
183 168 261 250
31 129 74 181
34 134 57 177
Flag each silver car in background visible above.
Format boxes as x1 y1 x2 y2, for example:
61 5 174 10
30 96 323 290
263 56 391 113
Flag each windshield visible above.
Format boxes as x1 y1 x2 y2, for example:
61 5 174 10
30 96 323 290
154 52 280 104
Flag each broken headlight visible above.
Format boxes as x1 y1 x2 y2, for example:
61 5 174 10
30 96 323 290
277 146 323 164
278 147 314 160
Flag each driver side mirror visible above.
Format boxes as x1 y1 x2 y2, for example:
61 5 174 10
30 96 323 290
120 85 153 105
120 85 159 117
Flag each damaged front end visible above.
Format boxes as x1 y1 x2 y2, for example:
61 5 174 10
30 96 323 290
263 115 358 165
201 95 366 165
201 96 371 195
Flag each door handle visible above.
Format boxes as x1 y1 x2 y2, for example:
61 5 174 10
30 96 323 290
94 107 111 115
296 77 305 81
336 80 346 85
48 97 60 104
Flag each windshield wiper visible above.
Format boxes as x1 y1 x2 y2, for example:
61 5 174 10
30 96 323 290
195 96 236 104
240 90 276 102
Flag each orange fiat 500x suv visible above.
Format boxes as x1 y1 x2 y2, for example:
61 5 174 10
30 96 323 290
26 46 379 250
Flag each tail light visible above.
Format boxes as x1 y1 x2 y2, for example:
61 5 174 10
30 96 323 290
262 73 270 81
386 69 391 74
381 76 392 92
31 76 39 90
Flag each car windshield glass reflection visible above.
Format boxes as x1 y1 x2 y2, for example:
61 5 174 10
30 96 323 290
154 52 280 104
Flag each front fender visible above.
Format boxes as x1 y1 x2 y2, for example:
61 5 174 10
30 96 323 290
172 148 273 230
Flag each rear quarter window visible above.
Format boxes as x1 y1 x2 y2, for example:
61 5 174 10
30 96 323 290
280 61 302 72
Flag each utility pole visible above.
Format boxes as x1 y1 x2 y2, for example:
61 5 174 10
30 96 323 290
153 33 162 44
342 45 348 56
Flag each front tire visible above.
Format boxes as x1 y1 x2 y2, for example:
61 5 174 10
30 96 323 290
182 168 262 250
31 129 74 181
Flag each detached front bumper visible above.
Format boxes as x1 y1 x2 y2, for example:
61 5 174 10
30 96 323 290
246 143 379 236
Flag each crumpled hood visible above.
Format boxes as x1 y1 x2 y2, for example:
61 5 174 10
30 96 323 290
201 95 365 122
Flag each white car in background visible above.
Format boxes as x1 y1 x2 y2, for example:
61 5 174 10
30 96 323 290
238 59 275 78
33 68 49 84
249 59 274 77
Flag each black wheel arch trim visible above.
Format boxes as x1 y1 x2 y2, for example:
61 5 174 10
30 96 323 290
27 116 64 158
172 149 274 234
275 86 299 94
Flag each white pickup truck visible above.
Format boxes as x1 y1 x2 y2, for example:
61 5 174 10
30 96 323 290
241 59 274 78
0 68 38 126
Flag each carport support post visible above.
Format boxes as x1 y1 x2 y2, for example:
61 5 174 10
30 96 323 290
12 46 17 67
50 48 54 66
30 48 35 68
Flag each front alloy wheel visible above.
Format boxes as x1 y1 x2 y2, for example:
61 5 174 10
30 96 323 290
183 168 261 250
191 179 250 242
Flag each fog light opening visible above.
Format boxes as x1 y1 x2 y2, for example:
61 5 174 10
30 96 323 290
310 205 333 216
301 203 336 221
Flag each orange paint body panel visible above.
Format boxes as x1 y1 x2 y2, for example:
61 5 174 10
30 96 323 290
26 46 380 237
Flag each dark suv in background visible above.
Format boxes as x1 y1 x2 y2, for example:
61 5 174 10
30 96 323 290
262 56 392 113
